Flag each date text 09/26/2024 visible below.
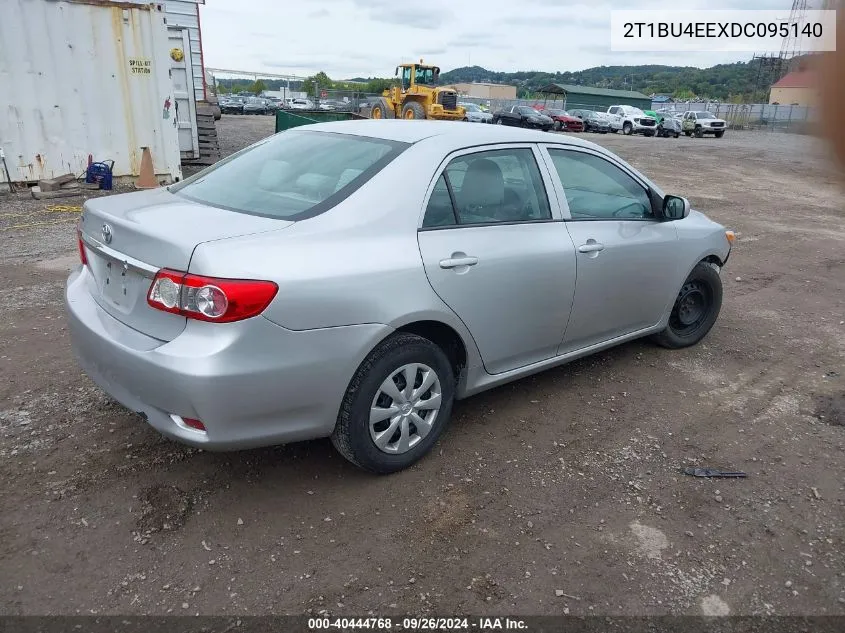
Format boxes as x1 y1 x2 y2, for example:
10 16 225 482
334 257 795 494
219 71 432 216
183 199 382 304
308 617 528 630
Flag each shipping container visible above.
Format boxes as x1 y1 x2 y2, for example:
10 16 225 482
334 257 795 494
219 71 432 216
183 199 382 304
0 0 182 184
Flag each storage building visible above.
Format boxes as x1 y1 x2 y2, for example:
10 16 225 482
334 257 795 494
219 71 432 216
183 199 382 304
769 71 819 107
443 82 518 100
537 84 652 111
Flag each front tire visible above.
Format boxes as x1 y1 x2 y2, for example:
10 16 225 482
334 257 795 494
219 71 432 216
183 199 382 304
623 122 633 135
715 131 725 138
371 97 395 120
652 263 723 349
331 333 455 474
694 126 703 138
401 101 426 120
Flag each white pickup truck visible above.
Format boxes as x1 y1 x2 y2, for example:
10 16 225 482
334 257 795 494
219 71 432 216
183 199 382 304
681 111 727 138
606 105 658 136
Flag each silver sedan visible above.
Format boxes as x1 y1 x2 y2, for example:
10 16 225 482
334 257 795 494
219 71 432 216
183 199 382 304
459 102 493 123
66 121 734 473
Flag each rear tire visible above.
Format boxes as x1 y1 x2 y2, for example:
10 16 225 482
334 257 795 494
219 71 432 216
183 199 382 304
331 333 455 474
553 121 562 132
674 132 680 138
684 131 692 137
371 97 395 120
651 263 723 349
401 101 426 120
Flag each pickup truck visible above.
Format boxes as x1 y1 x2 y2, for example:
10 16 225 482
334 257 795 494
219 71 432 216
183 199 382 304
681 111 727 138
606 105 658 136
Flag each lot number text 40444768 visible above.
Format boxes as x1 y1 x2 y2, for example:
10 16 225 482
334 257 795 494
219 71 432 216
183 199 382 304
307 617 529 630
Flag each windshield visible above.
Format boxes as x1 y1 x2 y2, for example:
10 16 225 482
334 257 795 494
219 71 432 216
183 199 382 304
461 103 480 112
695 111 716 118
546 109 569 116
415 66 436 85
518 106 539 116
170 131 408 220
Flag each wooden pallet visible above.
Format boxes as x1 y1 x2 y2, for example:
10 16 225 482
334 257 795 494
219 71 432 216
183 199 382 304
183 106 222 166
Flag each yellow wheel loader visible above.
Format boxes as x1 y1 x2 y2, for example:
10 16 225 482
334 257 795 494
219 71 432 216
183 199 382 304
370 61 465 121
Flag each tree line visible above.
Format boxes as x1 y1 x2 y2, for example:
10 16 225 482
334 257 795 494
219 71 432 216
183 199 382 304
439 60 785 102
214 58 789 102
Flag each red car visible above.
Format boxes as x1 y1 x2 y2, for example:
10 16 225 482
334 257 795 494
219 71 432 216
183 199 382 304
534 107 584 132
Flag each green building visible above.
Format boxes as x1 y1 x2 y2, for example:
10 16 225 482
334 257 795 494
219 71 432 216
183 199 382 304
537 84 652 112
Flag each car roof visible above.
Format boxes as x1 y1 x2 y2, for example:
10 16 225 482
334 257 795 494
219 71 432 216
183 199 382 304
299 119 607 151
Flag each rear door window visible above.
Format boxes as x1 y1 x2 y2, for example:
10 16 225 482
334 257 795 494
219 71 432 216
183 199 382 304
422 148 551 227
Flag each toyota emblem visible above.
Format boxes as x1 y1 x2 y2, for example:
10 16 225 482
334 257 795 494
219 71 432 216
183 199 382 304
101 223 113 244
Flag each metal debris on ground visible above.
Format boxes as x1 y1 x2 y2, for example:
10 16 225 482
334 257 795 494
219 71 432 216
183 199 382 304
683 467 747 478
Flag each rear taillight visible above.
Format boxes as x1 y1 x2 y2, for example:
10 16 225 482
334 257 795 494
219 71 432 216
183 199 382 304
77 227 88 266
182 417 206 431
147 269 278 323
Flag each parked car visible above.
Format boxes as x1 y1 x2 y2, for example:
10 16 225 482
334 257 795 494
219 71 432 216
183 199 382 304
290 99 316 110
243 98 271 115
682 111 727 138
492 105 553 131
536 108 584 132
657 116 682 138
459 102 493 123
568 109 610 133
219 97 244 115
67 120 733 474
606 105 657 136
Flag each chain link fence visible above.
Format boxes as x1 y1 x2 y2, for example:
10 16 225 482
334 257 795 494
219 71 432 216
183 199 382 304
315 89 383 114
648 101 816 133
372 94 815 133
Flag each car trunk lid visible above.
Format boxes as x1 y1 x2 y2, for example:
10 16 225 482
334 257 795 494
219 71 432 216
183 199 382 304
79 188 291 341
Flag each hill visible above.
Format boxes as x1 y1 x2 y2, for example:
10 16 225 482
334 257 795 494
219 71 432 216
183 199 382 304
439 61 778 102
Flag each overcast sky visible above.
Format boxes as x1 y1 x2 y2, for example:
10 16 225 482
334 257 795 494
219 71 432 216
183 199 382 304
199 0 795 79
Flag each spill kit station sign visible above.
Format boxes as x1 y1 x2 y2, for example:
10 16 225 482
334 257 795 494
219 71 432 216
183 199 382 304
129 58 152 75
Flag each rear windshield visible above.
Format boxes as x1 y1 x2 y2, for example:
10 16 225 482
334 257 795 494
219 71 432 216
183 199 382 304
170 131 408 220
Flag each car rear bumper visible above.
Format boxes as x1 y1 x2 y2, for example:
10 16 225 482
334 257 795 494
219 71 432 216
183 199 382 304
65 266 392 451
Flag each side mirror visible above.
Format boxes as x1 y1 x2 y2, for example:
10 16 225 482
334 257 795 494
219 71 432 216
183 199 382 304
395 67 399 76
663 195 690 220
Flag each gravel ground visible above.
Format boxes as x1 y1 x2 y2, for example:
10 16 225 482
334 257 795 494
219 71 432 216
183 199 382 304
1 116 844 617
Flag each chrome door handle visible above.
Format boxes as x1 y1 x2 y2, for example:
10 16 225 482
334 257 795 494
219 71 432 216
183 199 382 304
577 242 605 253
439 256 478 269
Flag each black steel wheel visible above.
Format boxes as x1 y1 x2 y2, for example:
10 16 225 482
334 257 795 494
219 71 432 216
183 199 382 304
652 263 723 349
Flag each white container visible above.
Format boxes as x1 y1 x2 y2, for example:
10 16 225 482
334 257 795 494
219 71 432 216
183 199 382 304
0 0 182 184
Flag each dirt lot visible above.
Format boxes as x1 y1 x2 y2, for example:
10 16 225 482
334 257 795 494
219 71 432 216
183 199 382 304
1 116 844 618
